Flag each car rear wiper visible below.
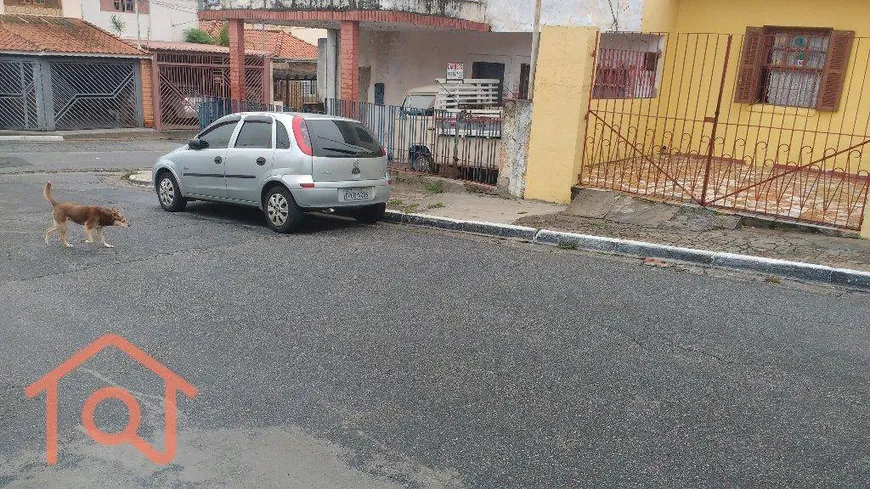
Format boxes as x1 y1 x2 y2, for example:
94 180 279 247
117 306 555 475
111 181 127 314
315 135 371 154
322 147 365 155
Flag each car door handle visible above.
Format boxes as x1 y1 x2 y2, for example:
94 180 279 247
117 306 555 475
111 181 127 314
256 157 266 166
214 156 222 164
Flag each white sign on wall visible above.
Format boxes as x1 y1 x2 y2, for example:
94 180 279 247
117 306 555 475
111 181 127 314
446 62 464 81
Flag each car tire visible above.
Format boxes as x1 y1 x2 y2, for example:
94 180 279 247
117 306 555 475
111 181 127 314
156 172 187 212
352 203 386 224
412 153 436 173
263 185 304 233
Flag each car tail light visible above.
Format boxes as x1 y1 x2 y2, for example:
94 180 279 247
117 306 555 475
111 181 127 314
292 117 313 156
379 145 386 157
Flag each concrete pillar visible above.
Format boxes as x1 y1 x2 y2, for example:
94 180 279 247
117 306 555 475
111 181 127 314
339 21 360 101
317 38 327 101
228 19 246 105
861 204 870 239
524 26 599 203
326 29 339 100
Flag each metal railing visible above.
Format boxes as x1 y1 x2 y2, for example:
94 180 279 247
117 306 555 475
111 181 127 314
325 98 502 185
274 79 320 110
583 32 870 230
195 96 323 130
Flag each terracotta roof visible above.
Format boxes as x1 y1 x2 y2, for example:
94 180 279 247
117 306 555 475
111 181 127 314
142 40 269 56
200 21 317 60
0 14 147 57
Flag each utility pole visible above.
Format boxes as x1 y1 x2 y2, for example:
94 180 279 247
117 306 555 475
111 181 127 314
134 0 141 49
528 0 542 100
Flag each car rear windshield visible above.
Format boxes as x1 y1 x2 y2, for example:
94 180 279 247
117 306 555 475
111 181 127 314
306 120 382 158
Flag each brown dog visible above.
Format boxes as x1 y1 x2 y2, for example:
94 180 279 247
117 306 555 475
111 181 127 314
43 181 129 248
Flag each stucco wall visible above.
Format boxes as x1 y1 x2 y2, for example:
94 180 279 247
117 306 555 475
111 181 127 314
524 25 598 203
358 30 532 106
485 0 642 33
644 0 870 35
208 0 486 24
496 99 533 197
79 0 196 41
205 0 642 33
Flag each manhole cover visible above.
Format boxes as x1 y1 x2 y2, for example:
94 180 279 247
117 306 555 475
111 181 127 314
0 157 31 168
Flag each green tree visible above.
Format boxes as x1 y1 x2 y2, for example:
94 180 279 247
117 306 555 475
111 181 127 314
109 15 126 37
185 28 215 44
217 25 230 47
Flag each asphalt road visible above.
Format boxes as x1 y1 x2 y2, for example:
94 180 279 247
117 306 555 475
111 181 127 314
0 140 179 174
1 145 870 488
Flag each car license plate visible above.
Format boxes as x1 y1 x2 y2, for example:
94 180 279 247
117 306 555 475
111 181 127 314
341 188 372 202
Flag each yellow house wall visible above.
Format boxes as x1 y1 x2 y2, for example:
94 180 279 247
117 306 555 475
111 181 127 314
618 0 870 229
524 26 599 203
640 0 678 32
639 0 870 180
526 0 870 230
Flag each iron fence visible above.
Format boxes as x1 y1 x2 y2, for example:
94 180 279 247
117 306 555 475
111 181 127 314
274 79 319 111
583 32 870 230
195 96 323 130
325 99 503 185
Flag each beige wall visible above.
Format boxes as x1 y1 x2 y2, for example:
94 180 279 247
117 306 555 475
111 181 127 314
359 30 532 107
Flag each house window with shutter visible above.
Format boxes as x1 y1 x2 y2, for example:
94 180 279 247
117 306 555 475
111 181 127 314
735 26 854 111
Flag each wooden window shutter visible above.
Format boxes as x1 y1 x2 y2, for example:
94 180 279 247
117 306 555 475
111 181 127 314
734 27 765 104
817 30 854 111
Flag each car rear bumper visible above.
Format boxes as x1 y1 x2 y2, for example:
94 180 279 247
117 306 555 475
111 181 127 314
288 179 390 209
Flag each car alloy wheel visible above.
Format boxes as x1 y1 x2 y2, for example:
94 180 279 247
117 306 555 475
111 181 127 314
267 192 289 227
158 177 175 208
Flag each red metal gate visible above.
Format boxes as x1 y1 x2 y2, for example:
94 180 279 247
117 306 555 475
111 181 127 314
152 50 266 130
581 32 870 230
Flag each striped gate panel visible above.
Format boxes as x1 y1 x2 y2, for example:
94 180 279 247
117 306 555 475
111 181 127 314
50 60 139 130
0 58 39 130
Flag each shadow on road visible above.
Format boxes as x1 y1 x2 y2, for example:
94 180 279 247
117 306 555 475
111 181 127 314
182 201 365 234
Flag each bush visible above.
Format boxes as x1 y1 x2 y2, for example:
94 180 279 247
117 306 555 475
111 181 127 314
216 25 230 47
185 28 214 44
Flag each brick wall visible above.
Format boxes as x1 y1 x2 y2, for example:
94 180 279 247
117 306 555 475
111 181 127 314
228 19 247 102
339 21 359 101
140 59 154 128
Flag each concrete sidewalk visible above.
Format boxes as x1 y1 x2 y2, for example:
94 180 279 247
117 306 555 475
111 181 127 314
0 128 195 142
129 169 567 225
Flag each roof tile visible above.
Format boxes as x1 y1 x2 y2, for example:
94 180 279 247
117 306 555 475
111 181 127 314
0 14 147 56
200 20 317 60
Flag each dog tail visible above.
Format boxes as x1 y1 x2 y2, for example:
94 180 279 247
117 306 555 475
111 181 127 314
44 181 58 207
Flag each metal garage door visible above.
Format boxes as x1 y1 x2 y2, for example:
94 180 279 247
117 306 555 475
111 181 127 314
0 56 142 131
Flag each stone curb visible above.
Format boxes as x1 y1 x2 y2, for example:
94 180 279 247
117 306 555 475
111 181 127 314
0 135 64 142
382 210 538 240
384 211 870 292
127 171 152 188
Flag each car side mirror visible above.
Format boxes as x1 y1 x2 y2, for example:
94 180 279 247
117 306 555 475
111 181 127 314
188 138 208 150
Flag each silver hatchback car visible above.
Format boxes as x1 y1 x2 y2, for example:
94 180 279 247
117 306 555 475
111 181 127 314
152 112 390 233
